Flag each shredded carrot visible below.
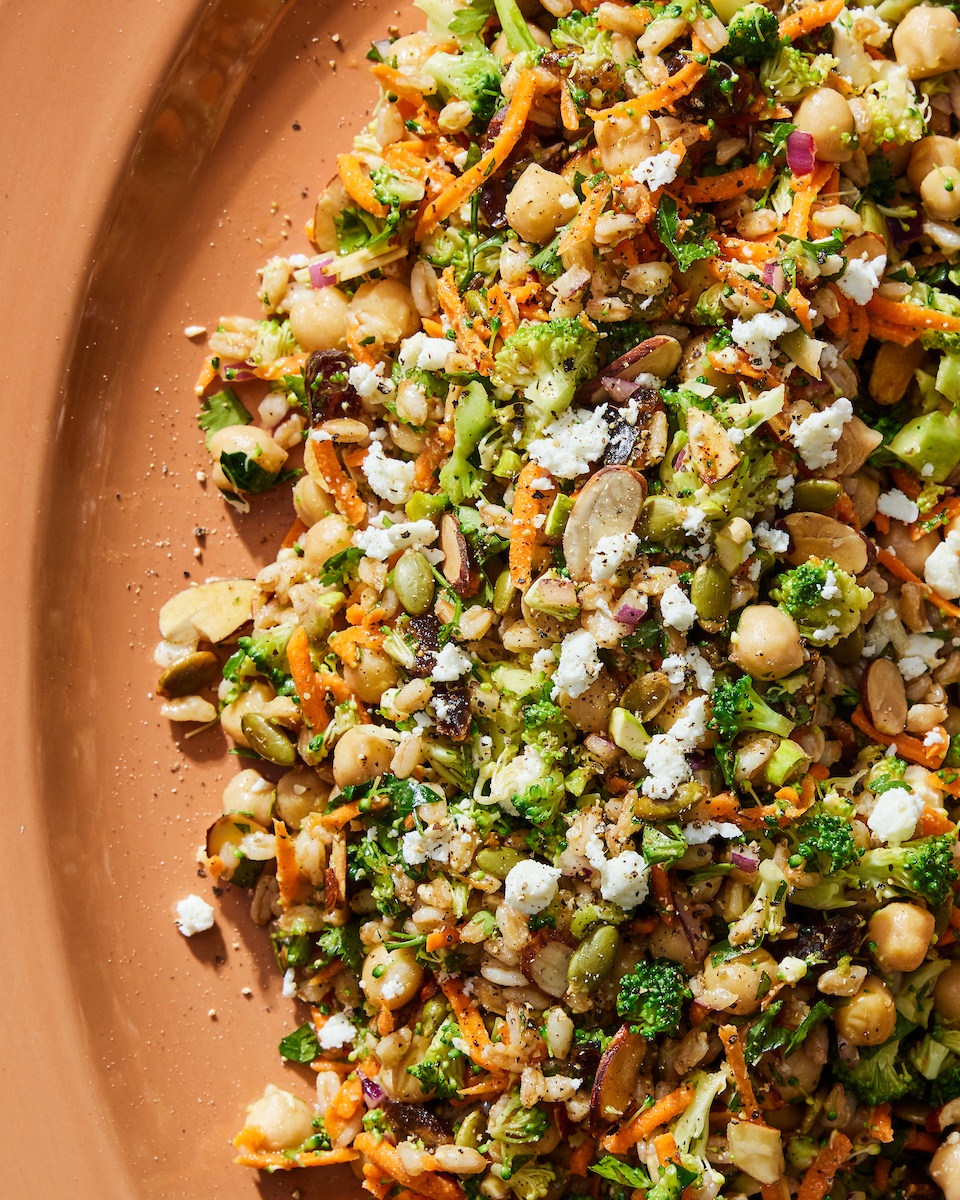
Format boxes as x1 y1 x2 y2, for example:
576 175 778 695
307 962 344 987
281 517 308 550
233 1138 359 1170
851 705 949 770
307 438 367 526
439 975 496 1070
324 1075 364 1145
328 626 385 669
825 284 850 338
194 357 219 395
689 791 740 824
920 804 956 836
412 431 450 493
779 0 845 42
680 160 774 204
708 258 778 310
784 162 834 239
716 234 779 264
877 545 960 619
848 301 870 359
509 461 556 591
653 1132 679 1165
890 467 923 499
274 819 306 909
650 864 675 926
437 265 495 371
354 1133 466 1200
457 1073 511 1097
905 1129 940 1152
798 1131 853 1200
337 153 388 219
868 314 919 346
587 47 707 121
377 1005 395 1036
719 1025 760 1120
417 70 538 238
602 1086 695 1154
867 1104 894 1144
873 1157 891 1191
873 510 891 535
561 82 580 131
425 926 460 953
912 496 960 539
558 179 612 258
287 625 331 731
868 294 960 335
568 1138 596 1177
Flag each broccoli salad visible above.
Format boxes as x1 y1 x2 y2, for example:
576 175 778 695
156 0 960 1194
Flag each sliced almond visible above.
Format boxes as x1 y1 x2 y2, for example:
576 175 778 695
589 1023 646 1133
563 465 646 581
576 335 682 403
864 657 908 736
159 579 256 645
686 409 741 485
440 512 478 597
520 932 575 998
782 512 868 575
869 339 924 407
559 669 621 735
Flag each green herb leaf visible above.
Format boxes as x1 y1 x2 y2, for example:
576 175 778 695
450 0 495 38
317 920 365 975
218 450 299 496
320 546 365 585
590 1156 651 1188
278 1023 320 1063
198 388 251 447
655 194 719 272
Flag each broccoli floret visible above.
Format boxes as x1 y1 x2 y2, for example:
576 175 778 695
769 557 872 646
438 381 494 503
616 959 691 1037
492 319 599 437
856 834 958 907
760 46 836 101
792 813 862 873
930 1064 960 1106
407 1017 467 1098
724 3 780 65
487 1088 551 1144
861 62 926 146
834 1039 917 1105
710 675 795 741
551 11 615 75
507 1162 557 1200
350 836 401 916
728 857 790 947
370 166 426 208
513 762 568 824
250 318 298 365
236 622 297 692
423 46 504 121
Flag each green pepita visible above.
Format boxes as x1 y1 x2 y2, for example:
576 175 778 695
691 558 732 628
475 846 525 880
637 496 683 542
157 650 220 699
567 924 620 993
792 478 843 512
621 671 671 723
393 549 435 616
241 712 297 766
493 568 517 616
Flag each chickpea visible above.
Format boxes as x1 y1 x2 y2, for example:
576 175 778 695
868 902 935 974
276 765 326 829
288 287 349 351
344 648 400 705
777 1024 828 1102
650 919 701 974
731 605 805 680
244 1085 315 1151
293 476 334 527
908 136 960 193
505 164 579 246
208 424 287 476
347 279 419 348
842 471 880 528
222 768 275 825
834 975 897 1046
332 725 395 788
935 962 960 1026
795 89 857 164
931 1140 960 1200
361 944 425 1009
594 113 661 176
880 523 941 576
893 5 960 79
922 166 960 223
301 514 353 573
701 947 778 1016
221 680 276 746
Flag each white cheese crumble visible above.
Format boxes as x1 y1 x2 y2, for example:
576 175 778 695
348 360 394 399
754 522 790 554
821 570 840 601
354 517 438 561
505 860 561 916
731 311 798 370
528 406 611 479
590 532 640 582
598 850 651 909
867 786 924 845
642 734 691 800
432 641 473 682
175 894 215 937
789 397 854 470
836 255 886 305
282 967 297 999
682 820 744 845
532 647 557 675
362 441 416 505
317 1012 356 1050
631 149 682 191
660 583 698 632
925 529 960 599
551 629 602 699
402 813 476 867
877 487 920 525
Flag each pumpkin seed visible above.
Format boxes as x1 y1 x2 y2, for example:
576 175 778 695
241 713 297 766
475 846 525 880
493 568 516 615
831 624 864 666
691 559 732 628
393 549 435 616
157 650 220 699
637 495 683 542
568 924 620 993
455 1109 486 1149
792 479 842 512
621 671 671 723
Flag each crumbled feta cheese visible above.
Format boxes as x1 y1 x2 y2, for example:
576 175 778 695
810 623 840 644
402 815 476 866
348 360 393 399
789 397 854 470
681 505 709 542
528 406 611 479
670 695 709 750
660 654 687 686
599 850 650 909
362 441 416 505
505 860 561 916
282 967 297 998
777 473 795 510
836 255 886 305
590 532 640 582
868 785 923 845
532 648 557 675
379 974 407 1002
925 529 960 599
175 894 215 937
877 487 920 525
682 820 743 844
754 522 790 554
731 310 798 370
317 1012 356 1050
820 570 840 601
898 656 928 681
660 583 698 632
631 149 682 191
354 517 438 561
925 726 949 753
642 734 691 799
552 629 602 699
432 641 473 682
415 337 456 372
685 646 715 692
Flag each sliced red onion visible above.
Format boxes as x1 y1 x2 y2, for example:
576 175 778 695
309 255 337 289
551 264 591 301
614 603 647 625
887 213 923 247
786 130 816 177
761 262 785 295
671 881 709 964
601 376 642 403
731 850 758 874
360 1074 385 1108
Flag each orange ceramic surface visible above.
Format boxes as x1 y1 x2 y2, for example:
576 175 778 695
0 1 412 1195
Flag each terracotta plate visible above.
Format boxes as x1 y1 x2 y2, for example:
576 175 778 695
0 0 412 1194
